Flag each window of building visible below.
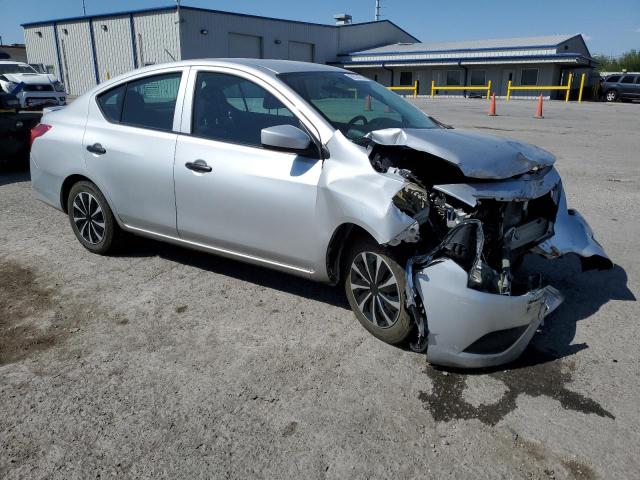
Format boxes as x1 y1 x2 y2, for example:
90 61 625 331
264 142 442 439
400 71 413 86
446 70 461 85
470 70 486 86
521 69 538 86
620 75 635 84
120 72 182 131
192 71 299 147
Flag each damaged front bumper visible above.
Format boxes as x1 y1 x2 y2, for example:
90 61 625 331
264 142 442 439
405 177 611 369
415 259 563 368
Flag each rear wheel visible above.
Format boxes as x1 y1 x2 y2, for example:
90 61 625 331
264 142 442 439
605 90 618 102
67 181 120 254
343 239 412 345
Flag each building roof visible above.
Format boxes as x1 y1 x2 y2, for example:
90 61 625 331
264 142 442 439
20 5 418 41
349 34 583 56
335 33 594 68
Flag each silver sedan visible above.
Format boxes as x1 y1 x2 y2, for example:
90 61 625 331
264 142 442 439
30 59 612 368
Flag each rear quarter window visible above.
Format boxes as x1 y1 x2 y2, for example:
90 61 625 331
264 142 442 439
96 85 125 122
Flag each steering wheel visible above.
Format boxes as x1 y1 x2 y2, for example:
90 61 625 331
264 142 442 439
344 115 369 136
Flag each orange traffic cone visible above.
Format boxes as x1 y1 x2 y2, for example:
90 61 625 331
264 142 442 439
488 93 497 116
364 95 372 111
535 94 544 119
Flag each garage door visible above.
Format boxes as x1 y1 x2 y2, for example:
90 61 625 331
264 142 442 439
288 41 314 62
228 33 262 58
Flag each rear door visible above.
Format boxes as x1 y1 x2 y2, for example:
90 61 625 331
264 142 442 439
83 68 187 235
173 68 322 272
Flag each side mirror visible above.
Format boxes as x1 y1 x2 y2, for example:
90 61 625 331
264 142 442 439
261 124 312 153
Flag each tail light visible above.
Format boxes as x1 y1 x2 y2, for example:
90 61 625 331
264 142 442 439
30 124 52 148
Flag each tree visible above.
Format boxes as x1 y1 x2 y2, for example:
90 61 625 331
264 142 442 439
595 50 640 72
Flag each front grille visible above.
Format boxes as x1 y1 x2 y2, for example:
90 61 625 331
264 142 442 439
23 84 54 92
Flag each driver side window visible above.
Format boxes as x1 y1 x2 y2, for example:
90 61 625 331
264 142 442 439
192 71 299 147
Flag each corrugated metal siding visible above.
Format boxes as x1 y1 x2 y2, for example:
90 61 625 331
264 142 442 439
56 20 97 95
338 22 416 55
288 41 314 62
24 25 61 79
178 9 337 63
133 10 180 66
93 15 135 80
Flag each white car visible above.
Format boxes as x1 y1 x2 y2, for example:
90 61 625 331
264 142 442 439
0 61 66 109
30 59 611 368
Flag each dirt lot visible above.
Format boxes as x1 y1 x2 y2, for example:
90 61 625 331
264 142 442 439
1 98 638 479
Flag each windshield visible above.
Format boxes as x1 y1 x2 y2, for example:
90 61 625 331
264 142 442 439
279 71 436 140
0 64 38 75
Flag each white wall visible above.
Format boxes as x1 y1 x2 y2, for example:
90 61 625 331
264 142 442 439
92 15 136 81
55 20 97 96
24 25 60 80
133 10 180 66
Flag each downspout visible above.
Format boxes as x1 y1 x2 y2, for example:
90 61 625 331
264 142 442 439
382 63 394 86
459 60 468 98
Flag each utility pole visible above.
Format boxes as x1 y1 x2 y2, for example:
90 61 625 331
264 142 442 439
375 0 381 21
82 0 86 16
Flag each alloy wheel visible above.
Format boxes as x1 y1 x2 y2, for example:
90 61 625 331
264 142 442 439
349 252 401 328
72 192 105 244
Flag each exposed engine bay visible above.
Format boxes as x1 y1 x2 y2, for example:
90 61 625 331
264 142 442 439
357 130 613 368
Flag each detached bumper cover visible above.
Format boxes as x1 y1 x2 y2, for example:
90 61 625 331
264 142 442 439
533 186 613 270
415 259 564 368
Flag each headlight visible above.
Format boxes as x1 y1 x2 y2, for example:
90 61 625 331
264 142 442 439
53 81 65 92
2 81 18 93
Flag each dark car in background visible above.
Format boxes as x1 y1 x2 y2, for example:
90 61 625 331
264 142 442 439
0 92 41 169
601 73 640 102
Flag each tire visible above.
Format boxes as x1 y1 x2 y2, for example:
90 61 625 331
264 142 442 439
66 180 120 254
343 238 412 345
605 90 618 102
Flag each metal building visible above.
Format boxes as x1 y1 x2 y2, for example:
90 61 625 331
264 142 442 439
21 5 417 96
334 34 597 99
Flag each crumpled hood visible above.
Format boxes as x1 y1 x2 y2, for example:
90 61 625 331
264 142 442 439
364 128 556 179
0 73 56 85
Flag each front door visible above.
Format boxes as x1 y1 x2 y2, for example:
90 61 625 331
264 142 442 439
83 70 185 235
173 70 322 272
501 69 515 96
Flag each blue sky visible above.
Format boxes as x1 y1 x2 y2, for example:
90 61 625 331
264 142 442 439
1 0 638 55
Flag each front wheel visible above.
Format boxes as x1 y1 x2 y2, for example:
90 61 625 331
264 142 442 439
605 90 618 102
344 239 412 345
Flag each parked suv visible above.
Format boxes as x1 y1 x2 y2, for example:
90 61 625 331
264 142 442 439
601 73 640 102
0 61 66 109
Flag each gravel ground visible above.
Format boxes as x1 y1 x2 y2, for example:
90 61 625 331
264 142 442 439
1 98 638 479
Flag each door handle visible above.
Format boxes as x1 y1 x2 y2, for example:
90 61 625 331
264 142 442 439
86 143 106 155
185 160 212 173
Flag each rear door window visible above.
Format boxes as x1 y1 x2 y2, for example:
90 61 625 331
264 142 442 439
121 73 182 131
96 72 182 131
620 76 635 84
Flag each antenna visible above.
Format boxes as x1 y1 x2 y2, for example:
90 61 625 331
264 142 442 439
375 0 381 21
82 0 86 16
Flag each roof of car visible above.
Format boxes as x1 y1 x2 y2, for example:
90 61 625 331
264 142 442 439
0 60 27 65
183 58 347 74
116 59 347 80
